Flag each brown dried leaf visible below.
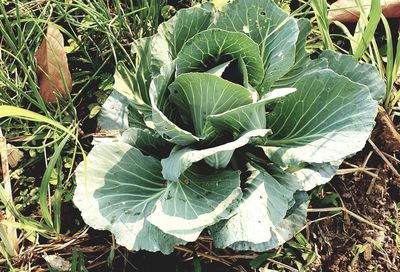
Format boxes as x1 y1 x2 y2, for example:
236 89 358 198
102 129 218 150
0 144 24 172
363 243 373 261
43 254 71 272
6 144 24 168
35 25 72 103
328 0 400 23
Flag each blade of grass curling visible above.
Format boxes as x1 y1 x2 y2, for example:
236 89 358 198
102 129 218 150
332 20 358 51
0 106 87 161
0 106 90 215
1 220 50 234
0 106 70 135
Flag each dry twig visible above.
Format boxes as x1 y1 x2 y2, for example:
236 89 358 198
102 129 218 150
307 207 386 232
368 139 400 177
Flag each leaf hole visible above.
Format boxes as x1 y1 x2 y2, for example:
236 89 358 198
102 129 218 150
259 10 266 16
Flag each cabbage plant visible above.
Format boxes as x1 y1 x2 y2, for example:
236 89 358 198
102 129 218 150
74 0 384 253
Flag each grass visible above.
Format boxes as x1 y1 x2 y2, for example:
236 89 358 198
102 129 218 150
310 0 335 50
0 0 167 269
0 0 399 271
320 0 400 111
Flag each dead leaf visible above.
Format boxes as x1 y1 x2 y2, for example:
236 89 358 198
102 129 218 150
43 254 71 272
36 24 72 103
5 144 24 168
328 0 400 23
363 243 373 261
0 144 24 172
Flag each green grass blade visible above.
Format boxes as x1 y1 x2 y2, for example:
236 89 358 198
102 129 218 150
389 30 400 111
0 106 71 136
193 253 202 272
39 134 69 230
353 0 381 59
53 160 63 233
311 0 335 50
382 15 394 108
1 220 50 234
0 185 54 235
71 249 78 272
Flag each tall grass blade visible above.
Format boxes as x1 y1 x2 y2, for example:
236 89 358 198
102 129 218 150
311 0 335 50
382 15 394 108
353 0 382 59
39 134 69 230
389 28 400 111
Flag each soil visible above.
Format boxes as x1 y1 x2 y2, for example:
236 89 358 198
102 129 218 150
312 167 399 271
372 106 400 153
308 110 400 272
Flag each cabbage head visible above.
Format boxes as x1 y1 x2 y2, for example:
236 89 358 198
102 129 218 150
73 0 384 253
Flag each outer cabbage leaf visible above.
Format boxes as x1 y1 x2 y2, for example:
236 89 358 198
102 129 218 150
319 50 385 101
74 141 243 251
99 37 154 132
151 6 213 75
212 0 299 91
291 161 341 191
161 129 271 182
97 90 133 132
147 166 242 241
215 191 309 251
210 164 298 250
131 38 153 104
94 91 147 145
73 142 184 254
262 69 377 166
